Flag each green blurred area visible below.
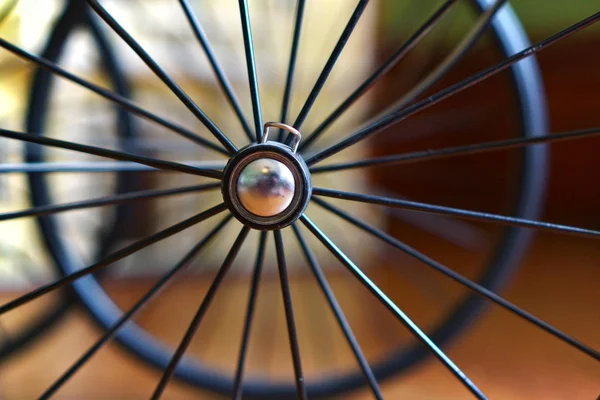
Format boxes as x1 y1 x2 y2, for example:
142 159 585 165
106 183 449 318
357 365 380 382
382 1 600 40
511 0 599 33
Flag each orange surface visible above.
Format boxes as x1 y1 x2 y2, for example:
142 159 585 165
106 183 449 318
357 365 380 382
0 233 599 399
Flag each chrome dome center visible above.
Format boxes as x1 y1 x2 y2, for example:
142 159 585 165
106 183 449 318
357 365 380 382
222 122 311 230
236 158 295 217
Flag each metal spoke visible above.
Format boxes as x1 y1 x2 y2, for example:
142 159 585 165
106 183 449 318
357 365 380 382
86 0 237 153
232 231 267 400
300 214 486 399
313 197 600 361
0 183 219 222
368 183 487 251
313 187 600 239
277 0 307 142
179 0 254 142
305 10 600 166
291 224 382 399
0 203 227 316
369 0 507 125
151 226 250 399
291 0 370 133
38 215 233 399
386 204 487 251
311 127 600 173
0 38 229 156
300 0 455 151
273 229 307 400
0 160 226 174
238 0 263 141
0 129 223 179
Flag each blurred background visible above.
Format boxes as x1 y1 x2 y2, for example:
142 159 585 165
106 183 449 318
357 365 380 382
0 0 598 399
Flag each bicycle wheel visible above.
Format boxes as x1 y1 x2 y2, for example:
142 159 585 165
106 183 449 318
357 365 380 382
0 0 599 399
0 0 138 359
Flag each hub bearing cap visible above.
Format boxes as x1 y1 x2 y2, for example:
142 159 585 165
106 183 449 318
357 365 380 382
222 122 312 230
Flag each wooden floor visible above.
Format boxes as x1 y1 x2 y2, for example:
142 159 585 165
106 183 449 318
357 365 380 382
0 232 599 399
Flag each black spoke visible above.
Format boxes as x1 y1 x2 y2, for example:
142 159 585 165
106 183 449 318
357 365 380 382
311 127 600 173
232 231 267 400
152 226 250 399
300 215 486 399
370 0 507 123
313 187 600 239
0 203 227 316
238 0 263 141
291 0 370 133
86 0 237 153
384 200 487 252
38 215 233 399
0 160 226 174
277 0 307 142
273 229 307 400
0 38 229 156
313 197 600 361
299 0 455 151
291 224 383 399
0 129 223 179
305 10 600 166
0 183 219 222
179 0 254 142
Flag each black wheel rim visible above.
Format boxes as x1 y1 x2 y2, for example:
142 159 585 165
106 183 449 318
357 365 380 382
0 1 597 399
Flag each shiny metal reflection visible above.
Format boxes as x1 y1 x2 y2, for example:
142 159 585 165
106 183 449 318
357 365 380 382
237 158 295 217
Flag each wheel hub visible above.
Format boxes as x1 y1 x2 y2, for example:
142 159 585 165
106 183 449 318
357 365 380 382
222 122 311 230
237 158 295 217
